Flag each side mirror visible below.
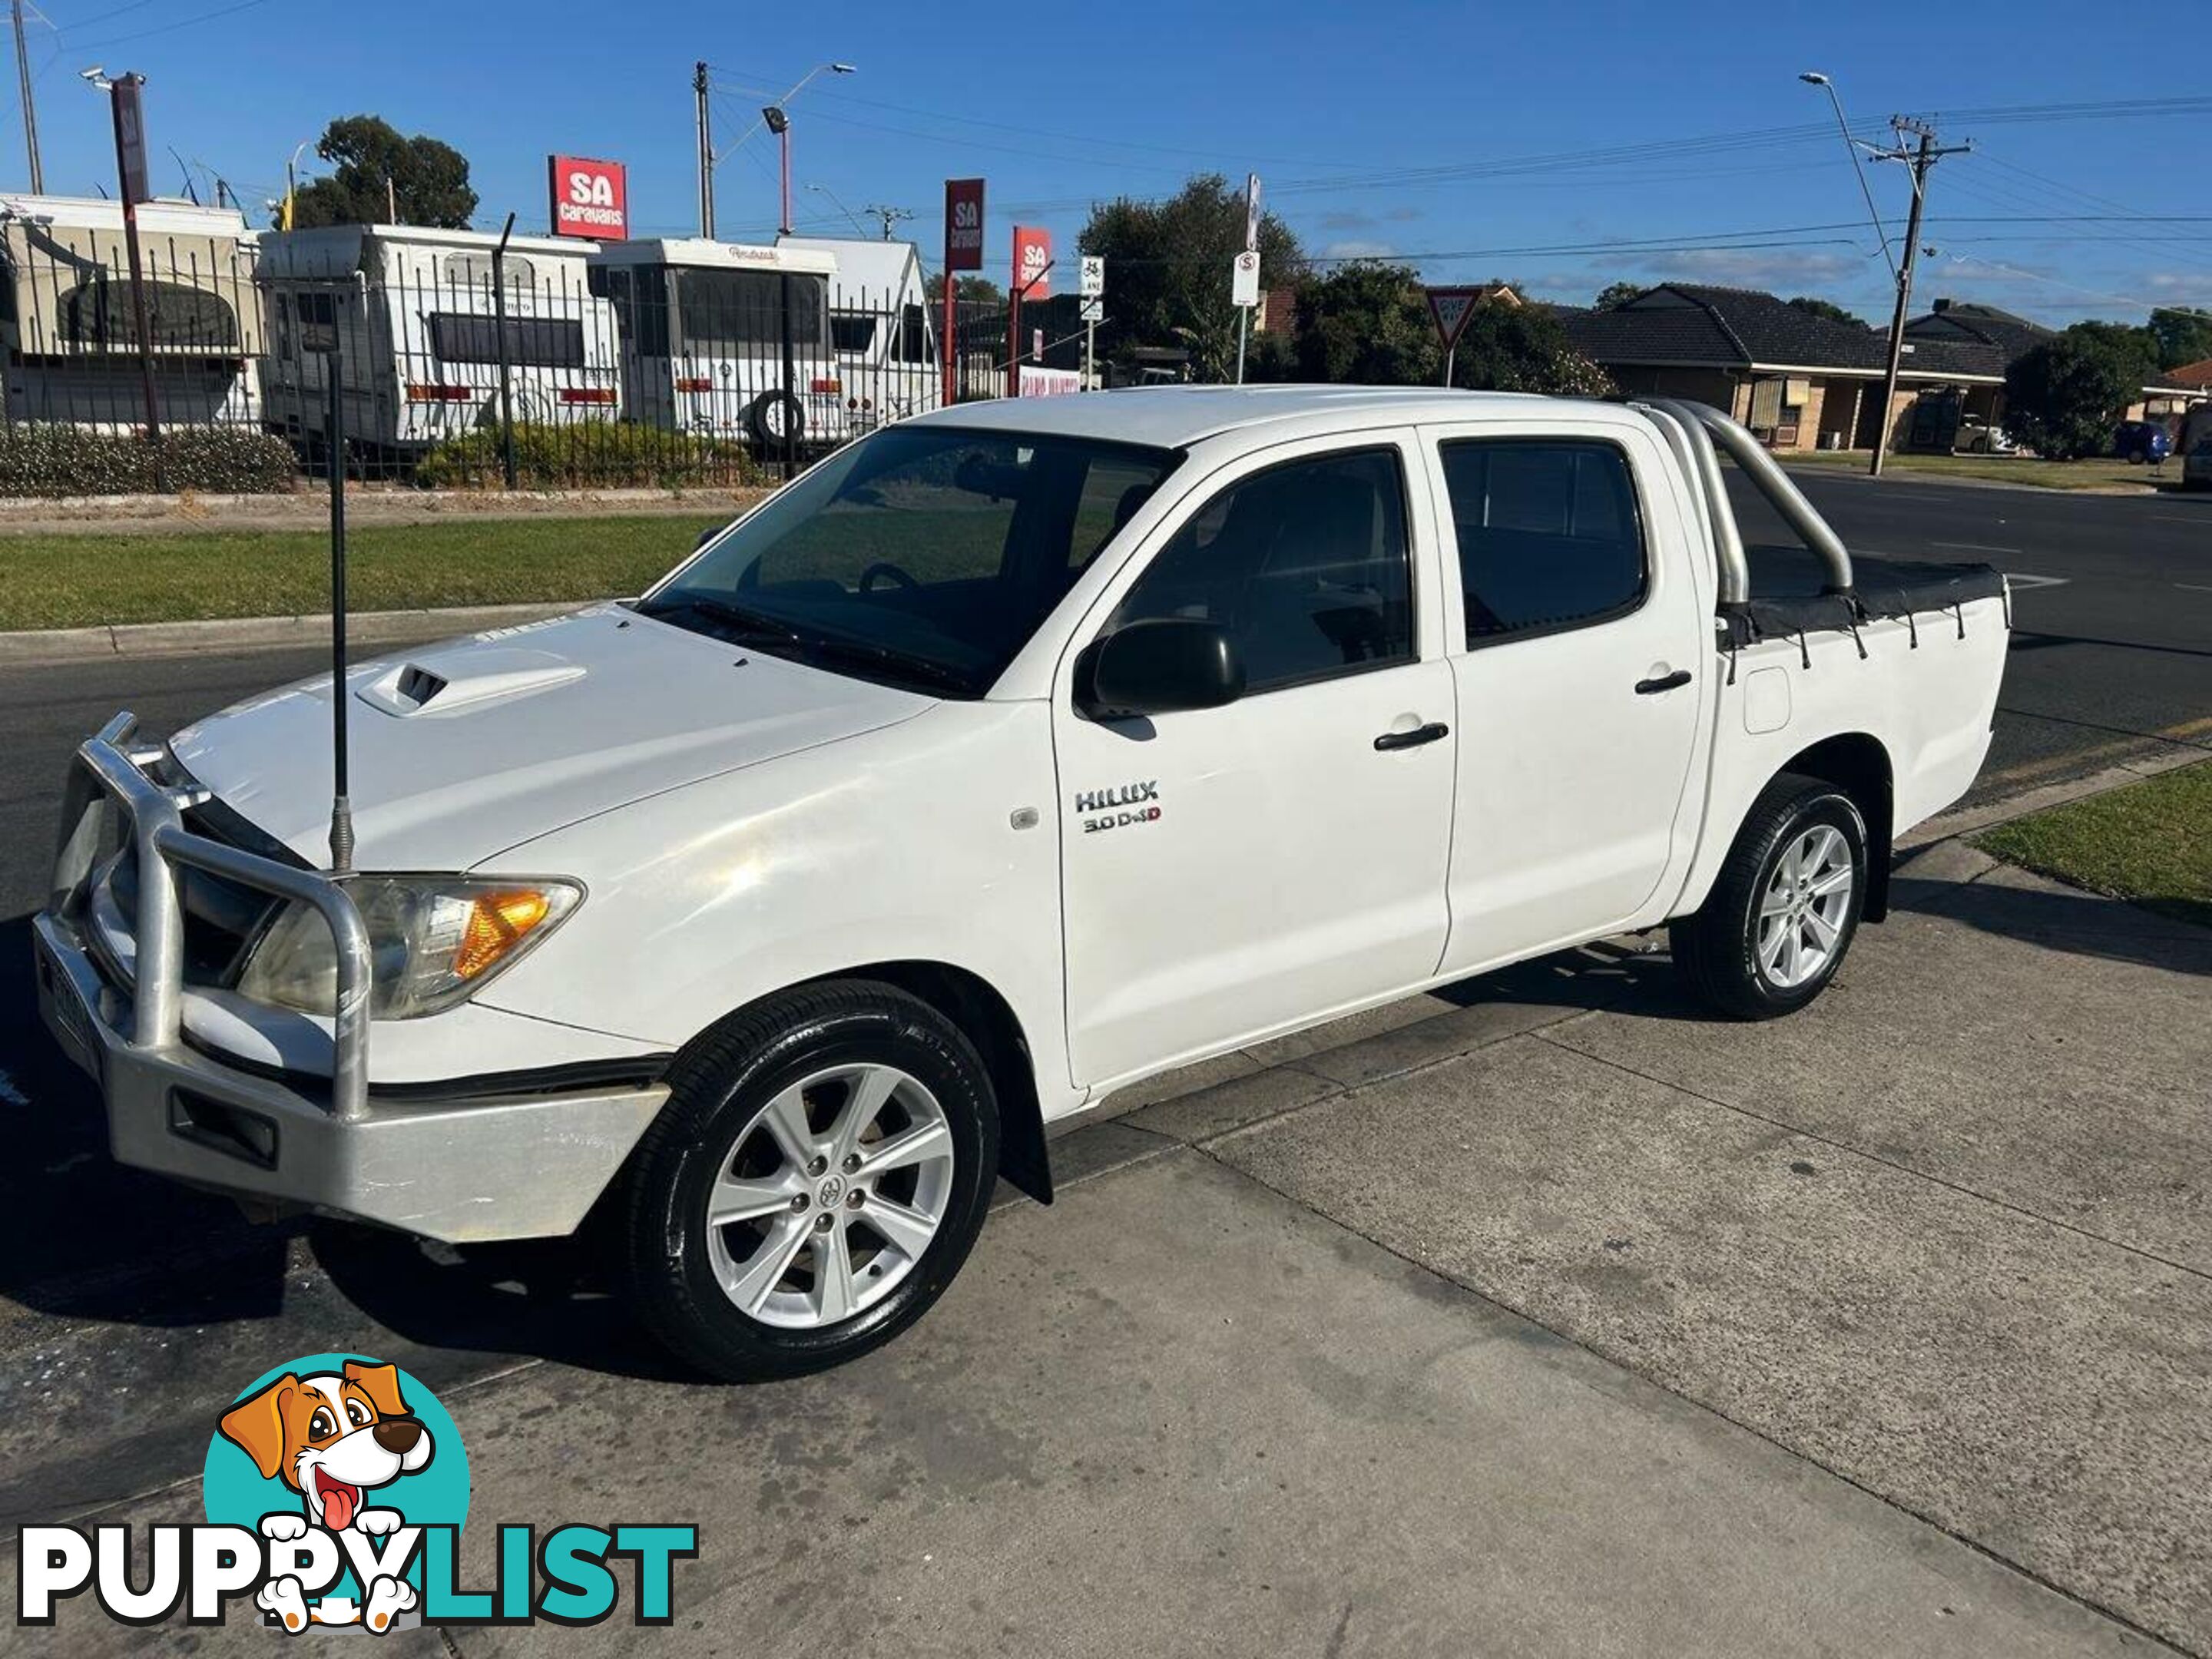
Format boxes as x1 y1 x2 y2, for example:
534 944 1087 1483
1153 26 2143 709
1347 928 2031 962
695 522 728 551
1080 618 1244 720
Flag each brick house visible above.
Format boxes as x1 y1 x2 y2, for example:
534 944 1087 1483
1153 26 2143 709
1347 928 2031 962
1559 283 2005 451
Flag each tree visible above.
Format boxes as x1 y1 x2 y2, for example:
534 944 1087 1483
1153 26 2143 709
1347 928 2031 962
1289 262 1611 396
1078 174 1306 382
286 115 476 230
1786 296 1866 328
1594 280 1644 309
1451 302 1613 396
2003 323 2153 461
1291 262 1437 385
2147 306 2212 370
952 275 1003 306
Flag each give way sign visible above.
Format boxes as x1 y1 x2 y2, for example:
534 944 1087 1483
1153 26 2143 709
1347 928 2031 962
1426 286 1484 351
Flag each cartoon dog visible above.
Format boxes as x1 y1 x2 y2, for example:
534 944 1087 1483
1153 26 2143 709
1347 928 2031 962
217 1359 433 1634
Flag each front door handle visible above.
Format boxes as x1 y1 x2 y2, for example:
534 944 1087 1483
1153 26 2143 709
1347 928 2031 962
1374 721 1450 751
1634 669 1693 695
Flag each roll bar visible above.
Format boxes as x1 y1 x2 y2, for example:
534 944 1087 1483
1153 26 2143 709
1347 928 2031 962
1631 398 1854 605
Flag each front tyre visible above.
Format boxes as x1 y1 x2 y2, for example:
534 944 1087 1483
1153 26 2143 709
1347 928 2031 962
622 982 998 1382
1671 773 1868 1021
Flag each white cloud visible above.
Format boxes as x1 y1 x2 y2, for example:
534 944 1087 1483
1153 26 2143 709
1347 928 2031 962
1322 239 1397 260
1639 248 1863 289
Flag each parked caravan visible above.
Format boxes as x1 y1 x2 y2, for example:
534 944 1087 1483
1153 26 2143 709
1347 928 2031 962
586 239 847 455
257 224 620 455
779 235 940 431
0 194 263 429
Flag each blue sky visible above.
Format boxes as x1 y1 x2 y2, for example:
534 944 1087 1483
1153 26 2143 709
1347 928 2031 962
9 0 2207 323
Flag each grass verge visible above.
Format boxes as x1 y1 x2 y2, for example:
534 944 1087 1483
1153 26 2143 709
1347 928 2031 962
0 515 735 631
1786 449 2188 492
1974 760 2212 928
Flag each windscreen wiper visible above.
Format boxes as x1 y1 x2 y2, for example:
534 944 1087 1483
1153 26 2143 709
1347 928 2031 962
792 635 977 697
637 593 803 645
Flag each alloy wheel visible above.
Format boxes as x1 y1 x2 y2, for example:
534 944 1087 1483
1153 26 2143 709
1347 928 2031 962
1756 825 1855 989
702 1063 955 1330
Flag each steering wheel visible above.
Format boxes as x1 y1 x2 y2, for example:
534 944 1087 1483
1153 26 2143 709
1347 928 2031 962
859 561 922 594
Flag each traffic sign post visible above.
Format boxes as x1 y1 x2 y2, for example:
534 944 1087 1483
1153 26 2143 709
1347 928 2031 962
1079 256 1104 389
1230 247 1261 385
1426 286 1483 388
1233 174 1260 385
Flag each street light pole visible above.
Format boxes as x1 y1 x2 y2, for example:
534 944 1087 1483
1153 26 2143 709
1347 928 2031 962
715 63 853 172
1798 71 1895 281
11 0 41 193
763 104 796 482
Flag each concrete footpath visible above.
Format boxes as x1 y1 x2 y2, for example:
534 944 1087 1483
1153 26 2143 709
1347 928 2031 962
2 846 2207 1655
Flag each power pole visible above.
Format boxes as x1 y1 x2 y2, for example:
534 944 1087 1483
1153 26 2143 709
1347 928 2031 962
1869 118 1968 478
864 203 912 242
694 61 714 238
11 0 41 193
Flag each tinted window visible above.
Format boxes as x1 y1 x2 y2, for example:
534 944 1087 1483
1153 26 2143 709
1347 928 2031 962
898 303 932 364
428 313 585 369
674 268 826 349
1110 448 1412 694
64 276 240 349
830 313 876 353
1439 440 1644 643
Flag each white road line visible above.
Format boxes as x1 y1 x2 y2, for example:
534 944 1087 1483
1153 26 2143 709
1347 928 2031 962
2003 573 2070 590
2176 583 2212 594
1933 541 2022 555
2149 514 2209 525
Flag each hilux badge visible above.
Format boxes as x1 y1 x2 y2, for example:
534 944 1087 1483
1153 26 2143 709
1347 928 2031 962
1074 780 1162 835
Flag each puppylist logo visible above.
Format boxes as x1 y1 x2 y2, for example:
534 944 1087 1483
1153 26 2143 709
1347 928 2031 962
15 1353 696 1634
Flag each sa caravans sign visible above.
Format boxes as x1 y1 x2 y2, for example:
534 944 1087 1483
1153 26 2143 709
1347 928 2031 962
548 156 628 240
944 178 986 273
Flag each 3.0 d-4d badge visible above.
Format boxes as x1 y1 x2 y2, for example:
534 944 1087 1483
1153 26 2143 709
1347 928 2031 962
1075 780 1161 834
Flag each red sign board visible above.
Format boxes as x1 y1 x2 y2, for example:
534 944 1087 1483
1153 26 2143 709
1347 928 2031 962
1012 225 1051 299
944 177 985 273
548 155 628 240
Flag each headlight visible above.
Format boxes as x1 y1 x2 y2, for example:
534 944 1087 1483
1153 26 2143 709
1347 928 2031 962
237 876 582 1020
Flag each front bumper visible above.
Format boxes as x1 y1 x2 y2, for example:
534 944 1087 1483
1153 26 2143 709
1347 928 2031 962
33 715 667 1243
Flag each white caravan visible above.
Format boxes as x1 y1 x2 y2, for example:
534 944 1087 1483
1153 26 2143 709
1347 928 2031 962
0 194 263 429
39 389 2008 1382
587 238 847 455
779 235 941 431
257 224 621 454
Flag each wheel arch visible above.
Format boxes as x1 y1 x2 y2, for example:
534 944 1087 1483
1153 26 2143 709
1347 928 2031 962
1774 733 1895 921
796 959 1053 1205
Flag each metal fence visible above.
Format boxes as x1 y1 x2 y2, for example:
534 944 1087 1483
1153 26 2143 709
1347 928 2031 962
0 222 989 492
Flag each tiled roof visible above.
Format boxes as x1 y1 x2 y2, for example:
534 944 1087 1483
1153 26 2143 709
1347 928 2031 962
1561 283 2005 379
1902 301 2053 366
2163 357 2212 389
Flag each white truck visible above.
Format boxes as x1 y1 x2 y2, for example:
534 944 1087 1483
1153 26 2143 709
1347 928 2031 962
35 388 2008 1382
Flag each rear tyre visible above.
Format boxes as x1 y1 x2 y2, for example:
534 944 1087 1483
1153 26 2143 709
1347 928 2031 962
622 982 998 1382
1671 773 1868 1021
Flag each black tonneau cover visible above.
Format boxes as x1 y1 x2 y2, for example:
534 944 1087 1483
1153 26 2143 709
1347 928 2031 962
1723 551 2008 650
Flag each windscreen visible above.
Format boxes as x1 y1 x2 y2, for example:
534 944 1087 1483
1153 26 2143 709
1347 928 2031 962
637 425 1180 697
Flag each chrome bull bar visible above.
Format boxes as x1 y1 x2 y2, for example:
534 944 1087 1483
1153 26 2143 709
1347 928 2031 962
57 712 373 1121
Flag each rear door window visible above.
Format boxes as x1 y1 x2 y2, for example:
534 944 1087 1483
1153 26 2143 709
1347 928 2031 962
1437 439 1646 646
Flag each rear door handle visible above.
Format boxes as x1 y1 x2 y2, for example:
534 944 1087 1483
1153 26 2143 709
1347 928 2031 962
1374 721 1450 751
1634 669 1692 695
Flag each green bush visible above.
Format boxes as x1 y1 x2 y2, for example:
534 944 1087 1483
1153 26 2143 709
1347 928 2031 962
413 422 765 491
0 424 298 496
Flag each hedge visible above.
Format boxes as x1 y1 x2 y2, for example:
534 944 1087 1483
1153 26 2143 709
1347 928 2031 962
413 422 766 491
0 424 299 497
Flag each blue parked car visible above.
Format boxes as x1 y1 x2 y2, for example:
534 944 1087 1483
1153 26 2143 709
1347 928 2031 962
2113 420 2171 464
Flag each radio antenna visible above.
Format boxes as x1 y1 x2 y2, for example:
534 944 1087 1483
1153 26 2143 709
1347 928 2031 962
316 314 353 871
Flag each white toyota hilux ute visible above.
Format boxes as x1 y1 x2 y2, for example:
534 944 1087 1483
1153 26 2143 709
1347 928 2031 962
35 387 2008 1380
